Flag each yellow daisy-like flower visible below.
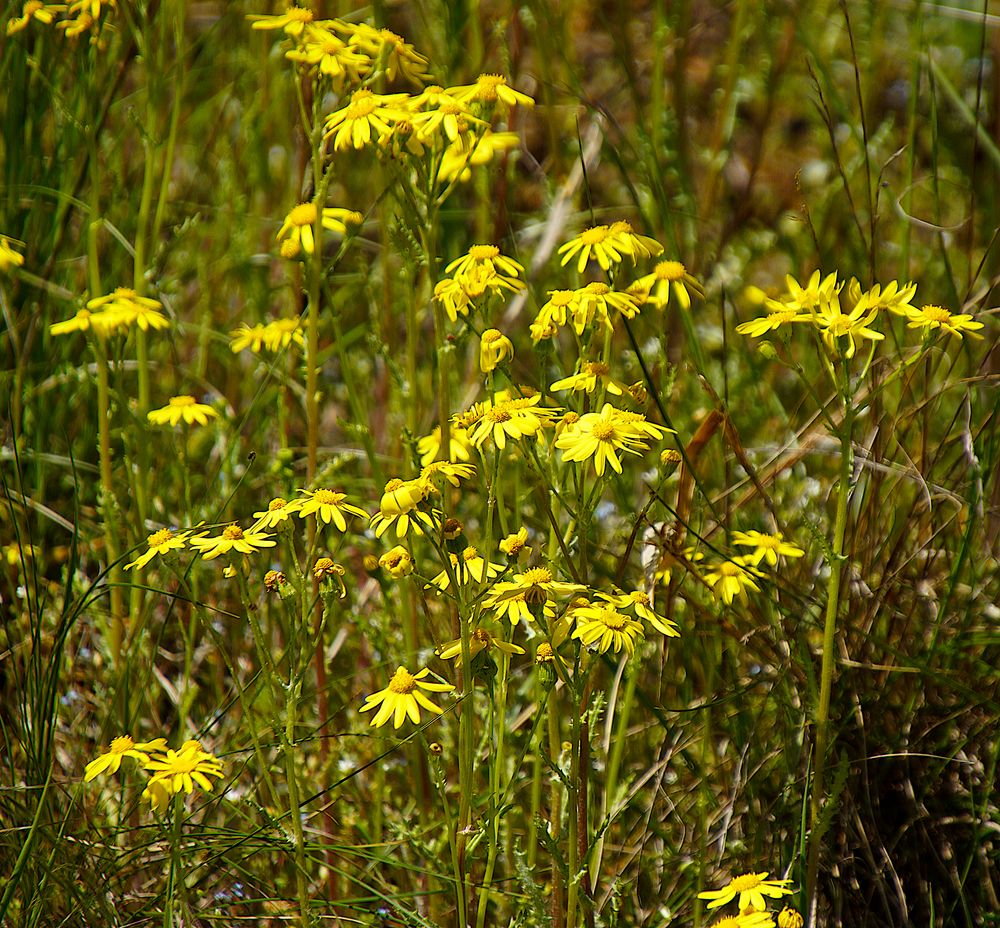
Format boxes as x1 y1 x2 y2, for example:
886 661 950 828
84 734 168 781
484 566 584 624
246 6 312 35
297 488 369 532
143 739 224 799
323 88 409 151
360 666 455 729
276 202 363 257
438 129 520 183
847 278 917 317
7 2 67 35
558 225 626 274
779 270 841 311
230 319 305 353
735 306 808 338
409 92 482 144
427 545 503 591
0 234 25 270
417 424 472 465
434 276 473 322
549 360 627 396
906 304 985 340
444 244 525 300
595 589 679 637
499 527 530 559
189 524 275 561
419 460 476 490
702 557 762 605
147 395 218 427
86 288 170 332
555 403 671 476
708 913 776 928
379 545 414 578
284 23 373 87
461 394 561 451
447 73 534 111
125 527 191 571
345 24 430 86
48 308 104 337
776 907 804 928
606 221 664 261
250 496 304 531
370 477 437 538
698 871 794 912
480 328 514 373
731 531 805 567
809 293 883 359
633 260 704 311
437 626 525 665
569 282 642 334
572 603 645 655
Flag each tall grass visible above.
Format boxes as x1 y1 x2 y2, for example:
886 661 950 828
1 2 998 927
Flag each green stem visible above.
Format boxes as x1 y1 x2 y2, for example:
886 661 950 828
805 366 855 921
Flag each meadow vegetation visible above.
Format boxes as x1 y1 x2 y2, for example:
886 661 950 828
1 1 998 926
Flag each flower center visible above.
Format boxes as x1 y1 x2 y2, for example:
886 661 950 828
475 73 504 99
148 528 174 547
314 489 341 505
630 591 650 606
488 406 512 423
522 567 553 585
379 28 403 46
920 304 951 322
268 498 288 511
287 8 313 22
583 361 610 376
110 735 135 754
25 1 44 13
347 90 378 117
549 291 574 306
579 225 610 244
561 412 580 427
169 395 195 407
384 478 404 492
597 607 627 630
223 525 244 541
481 328 503 344
469 244 499 261
592 421 616 441
730 873 763 893
655 260 686 281
388 667 417 694
461 546 479 563
536 643 554 662
585 283 610 295
472 628 491 645
288 203 317 226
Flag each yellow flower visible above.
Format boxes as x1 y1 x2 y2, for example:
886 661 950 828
437 626 525 665
370 477 437 538
549 360 627 396
480 328 514 373
409 92 481 143
189 524 275 560
297 488 368 531
251 496 304 531
49 308 104 337
7 2 67 35
379 545 414 578
86 288 169 332
906 304 985 339
558 225 624 273
0 234 25 270
230 319 305 353
284 23 372 87
847 278 917 316
809 293 883 359
360 666 454 728
708 914 775 928
143 739 224 800
633 260 704 311
461 393 561 450
499 527 530 559
427 545 503 591
447 73 534 111
419 460 476 490
595 589 679 637
702 557 762 605
777 907 804 928
323 88 410 151
434 276 473 322
571 603 645 655
246 6 313 35
484 566 585 624
606 220 664 260
555 403 671 476
438 129 520 183
568 283 641 334
778 270 841 311
417 424 472 465
698 871 794 912
276 202 362 257
345 24 430 86
125 528 191 571
84 734 168 781
442 244 525 302
147 395 218 427
731 531 804 567
735 306 808 338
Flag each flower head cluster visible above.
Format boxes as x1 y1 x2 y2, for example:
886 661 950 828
276 202 362 258
531 283 641 339
457 391 560 451
125 528 191 571
631 259 704 311
50 289 169 338
230 318 305 353
556 403 671 476
7 0 114 37
558 221 663 274
699 871 794 918
435 245 525 322
147 395 218 427
84 734 223 811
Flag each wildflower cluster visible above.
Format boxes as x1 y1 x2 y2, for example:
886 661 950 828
84 734 223 812
49 289 169 338
698 871 798 928
7 0 116 38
